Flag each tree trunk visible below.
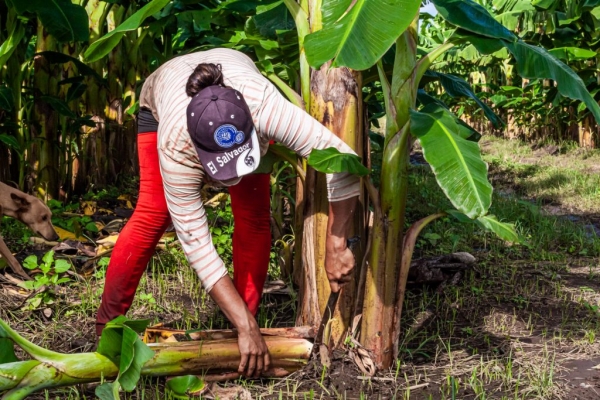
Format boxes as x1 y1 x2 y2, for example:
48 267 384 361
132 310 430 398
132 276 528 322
296 63 365 346
360 22 418 369
32 21 59 199
73 0 111 194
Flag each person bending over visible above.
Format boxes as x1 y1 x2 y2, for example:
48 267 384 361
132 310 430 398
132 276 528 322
96 48 360 377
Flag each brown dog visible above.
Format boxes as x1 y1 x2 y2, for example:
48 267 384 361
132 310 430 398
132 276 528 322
0 182 59 279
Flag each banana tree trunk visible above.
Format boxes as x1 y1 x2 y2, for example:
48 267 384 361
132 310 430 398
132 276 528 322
73 0 111 194
57 42 79 197
2 11 27 189
296 62 365 346
360 22 418 369
32 21 59 199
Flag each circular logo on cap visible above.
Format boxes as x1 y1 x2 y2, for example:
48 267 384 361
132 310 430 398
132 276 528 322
214 124 245 148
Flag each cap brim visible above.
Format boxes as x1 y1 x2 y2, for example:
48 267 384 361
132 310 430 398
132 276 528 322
196 128 261 182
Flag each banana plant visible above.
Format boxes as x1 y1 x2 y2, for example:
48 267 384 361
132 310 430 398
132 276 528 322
440 0 600 146
1 0 91 197
0 0 177 196
302 0 600 370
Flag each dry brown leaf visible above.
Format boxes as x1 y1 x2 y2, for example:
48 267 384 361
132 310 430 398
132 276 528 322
319 343 331 368
81 201 97 216
118 194 134 209
3 286 28 297
349 343 376 377
51 242 79 256
96 245 112 255
97 207 115 215
350 314 362 338
158 232 177 244
102 219 124 234
262 280 290 294
29 237 60 246
207 383 252 400
2 272 25 286
53 227 88 242
96 234 119 255
204 193 229 208
97 234 119 246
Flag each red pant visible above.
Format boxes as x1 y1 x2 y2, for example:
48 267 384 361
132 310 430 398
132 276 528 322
96 132 271 336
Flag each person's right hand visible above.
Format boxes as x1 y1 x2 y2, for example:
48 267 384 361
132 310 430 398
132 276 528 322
325 242 355 293
206 275 272 378
237 325 271 377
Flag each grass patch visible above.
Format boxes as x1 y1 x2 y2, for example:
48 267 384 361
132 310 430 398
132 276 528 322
406 161 600 261
481 136 600 215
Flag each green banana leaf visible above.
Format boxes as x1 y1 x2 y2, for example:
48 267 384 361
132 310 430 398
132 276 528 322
7 0 89 43
95 382 117 400
37 51 103 82
97 316 154 395
548 47 597 61
0 21 25 70
417 89 451 109
438 0 600 125
65 82 88 104
493 0 535 31
476 215 521 242
416 90 482 142
410 105 492 219
253 1 296 39
322 0 352 26
0 87 14 112
447 210 521 242
532 0 558 9
304 0 421 70
307 148 370 176
432 0 516 41
427 71 503 128
117 328 155 391
84 0 171 63
166 375 207 399
583 0 600 9
175 10 212 45
0 339 17 364
454 30 505 54
0 134 21 153
504 40 600 123
40 96 76 119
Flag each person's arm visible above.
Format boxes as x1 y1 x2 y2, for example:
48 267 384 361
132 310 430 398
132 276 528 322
209 276 270 376
157 135 270 376
254 82 361 290
255 83 361 202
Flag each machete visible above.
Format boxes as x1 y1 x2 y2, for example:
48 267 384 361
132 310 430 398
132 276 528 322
314 236 360 352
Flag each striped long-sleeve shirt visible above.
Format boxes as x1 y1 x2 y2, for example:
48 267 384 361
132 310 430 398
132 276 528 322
139 48 361 291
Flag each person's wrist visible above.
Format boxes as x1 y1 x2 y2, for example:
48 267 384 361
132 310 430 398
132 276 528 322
235 310 258 334
326 235 347 252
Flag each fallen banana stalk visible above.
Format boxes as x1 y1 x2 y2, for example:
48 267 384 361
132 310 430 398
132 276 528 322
144 325 316 342
0 318 313 399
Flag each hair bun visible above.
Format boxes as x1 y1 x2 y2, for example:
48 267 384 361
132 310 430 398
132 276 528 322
186 63 224 97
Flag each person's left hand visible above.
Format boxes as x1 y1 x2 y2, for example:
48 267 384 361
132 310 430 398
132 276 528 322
325 237 355 293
